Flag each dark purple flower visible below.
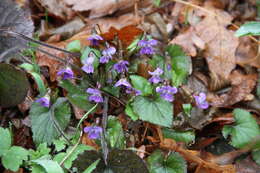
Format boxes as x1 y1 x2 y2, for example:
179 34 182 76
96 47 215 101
148 68 163 84
113 60 129 73
86 88 103 103
82 56 95 74
84 126 102 139
100 47 116 63
87 35 103 46
156 85 178 102
138 39 158 55
57 67 74 80
36 97 50 108
194 92 209 109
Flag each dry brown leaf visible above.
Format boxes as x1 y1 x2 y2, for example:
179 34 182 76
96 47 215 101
171 4 239 80
208 70 257 107
235 37 260 68
235 156 260 173
35 0 74 20
64 0 135 19
160 138 235 173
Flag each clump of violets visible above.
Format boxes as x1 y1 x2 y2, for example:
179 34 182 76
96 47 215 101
86 88 103 103
82 56 95 74
84 125 102 139
148 67 163 84
35 97 50 108
194 92 209 109
87 34 103 46
156 85 178 102
138 39 158 55
57 67 74 80
113 60 129 73
115 78 141 96
100 46 116 63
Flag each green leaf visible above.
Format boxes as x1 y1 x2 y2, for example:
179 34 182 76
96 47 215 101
257 76 260 98
222 109 260 148
66 40 81 52
153 0 161 6
107 116 126 149
32 159 64 173
132 96 173 127
54 144 93 169
20 63 46 96
29 143 51 160
53 138 67 152
2 146 28 171
166 45 191 87
147 150 187 173
0 63 29 107
0 127 11 156
235 22 260 37
252 149 260 165
130 75 153 96
125 102 139 121
162 128 195 144
83 159 101 173
30 98 71 144
59 80 94 111
182 104 192 117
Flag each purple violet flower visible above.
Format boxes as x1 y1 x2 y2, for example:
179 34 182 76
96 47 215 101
148 67 163 84
100 47 116 63
57 67 74 80
156 85 178 102
35 97 50 108
87 35 103 46
84 126 102 139
114 78 132 88
115 78 141 96
82 56 95 74
138 39 158 55
194 92 209 109
86 88 103 103
113 60 129 73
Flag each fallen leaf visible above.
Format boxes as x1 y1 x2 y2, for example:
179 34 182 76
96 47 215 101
35 0 74 20
235 156 260 173
171 4 239 80
235 37 260 68
208 70 257 107
102 25 143 47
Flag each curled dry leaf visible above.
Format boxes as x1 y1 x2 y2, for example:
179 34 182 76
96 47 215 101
171 4 239 80
208 70 257 107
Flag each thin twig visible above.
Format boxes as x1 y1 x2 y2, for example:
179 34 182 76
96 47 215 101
101 96 109 165
0 29 80 57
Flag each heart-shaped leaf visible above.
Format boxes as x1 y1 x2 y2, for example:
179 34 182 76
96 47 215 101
0 63 29 107
147 150 187 173
131 96 173 127
30 98 71 144
72 149 149 173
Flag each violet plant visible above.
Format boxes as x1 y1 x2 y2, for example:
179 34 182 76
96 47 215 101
52 34 210 130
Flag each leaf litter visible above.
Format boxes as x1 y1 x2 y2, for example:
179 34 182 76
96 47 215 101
0 0 260 173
